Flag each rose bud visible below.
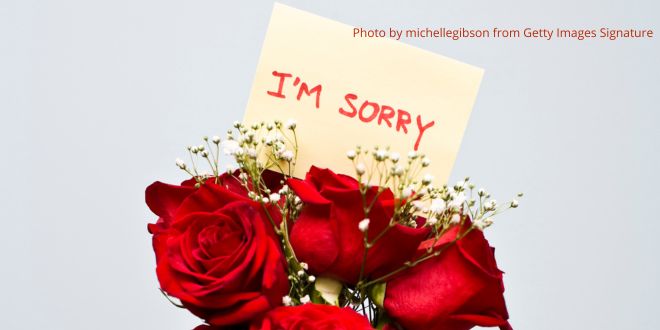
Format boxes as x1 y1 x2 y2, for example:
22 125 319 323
287 166 430 285
383 222 512 330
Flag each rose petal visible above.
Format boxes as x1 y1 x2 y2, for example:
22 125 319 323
249 304 373 330
145 181 195 226
289 209 339 275
287 178 331 205
307 166 359 190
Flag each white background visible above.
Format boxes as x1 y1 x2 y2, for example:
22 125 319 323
1 0 658 329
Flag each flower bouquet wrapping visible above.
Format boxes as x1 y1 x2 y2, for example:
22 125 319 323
146 120 521 329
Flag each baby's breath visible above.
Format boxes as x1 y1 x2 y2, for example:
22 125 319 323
167 122 522 317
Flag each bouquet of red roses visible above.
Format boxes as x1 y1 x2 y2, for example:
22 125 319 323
146 120 520 329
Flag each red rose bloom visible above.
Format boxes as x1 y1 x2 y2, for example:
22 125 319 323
383 223 512 330
146 173 289 327
287 166 430 284
249 304 373 330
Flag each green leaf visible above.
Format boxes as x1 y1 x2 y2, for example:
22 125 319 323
368 282 387 308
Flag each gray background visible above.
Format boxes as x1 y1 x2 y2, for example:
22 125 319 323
1 0 658 329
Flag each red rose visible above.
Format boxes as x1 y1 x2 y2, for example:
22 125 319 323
249 304 373 330
383 223 512 330
287 166 430 284
146 173 289 327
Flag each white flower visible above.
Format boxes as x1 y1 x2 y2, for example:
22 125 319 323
225 164 236 173
297 270 305 277
211 135 221 144
308 275 316 282
300 262 308 270
261 197 270 204
356 163 366 175
393 165 404 176
269 193 281 202
473 217 493 230
375 149 387 161
429 199 446 213
390 152 400 163
273 132 285 143
281 150 294 161
346 150 356 160
421 157 431 167
422 174 434 185
247 148 257 159
455 180 465 188
175 158 186 169
477 188 486 197
358 218 370 232
278 185 289 194
273 141 285 152
511 199 519 208
300 295 311 304
449 191 466 208
221 140 242 155
427 217 438 225
282 295 293 306
285 119 297 130
450 213 461 224
411 201 424 211
264 135 274 146
407 151 417 159
402 186 414 198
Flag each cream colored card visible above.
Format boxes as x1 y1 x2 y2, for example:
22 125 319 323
243 3 483 184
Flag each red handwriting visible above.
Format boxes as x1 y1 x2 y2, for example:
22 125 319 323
339 93 435 151
266 70 436 151
266 71 322 108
